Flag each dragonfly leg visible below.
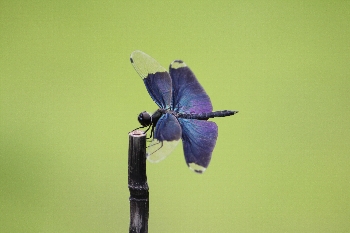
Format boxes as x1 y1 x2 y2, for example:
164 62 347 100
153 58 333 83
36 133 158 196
146 125 154 140
128 125 147 134
146 140 163 155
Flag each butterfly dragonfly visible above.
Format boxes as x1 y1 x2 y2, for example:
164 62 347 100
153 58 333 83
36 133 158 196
130 50 238 173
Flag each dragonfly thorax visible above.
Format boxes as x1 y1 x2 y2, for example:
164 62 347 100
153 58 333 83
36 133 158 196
138 109 169 127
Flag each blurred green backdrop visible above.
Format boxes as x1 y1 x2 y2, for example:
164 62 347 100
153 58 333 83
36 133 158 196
1 1 349 232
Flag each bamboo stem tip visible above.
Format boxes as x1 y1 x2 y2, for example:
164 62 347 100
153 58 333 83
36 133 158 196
129 130 146 137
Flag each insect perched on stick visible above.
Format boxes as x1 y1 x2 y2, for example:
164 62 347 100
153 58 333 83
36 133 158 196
130 50 238 173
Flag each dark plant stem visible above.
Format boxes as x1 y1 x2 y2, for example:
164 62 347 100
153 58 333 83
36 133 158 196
128 130 149 233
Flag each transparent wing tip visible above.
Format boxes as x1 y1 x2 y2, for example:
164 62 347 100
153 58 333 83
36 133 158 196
188 163 207 174
146 139 180 163
130 50 145 66
170 60 187 69
130 50 143 59
146 152 164 163
130 50 166 79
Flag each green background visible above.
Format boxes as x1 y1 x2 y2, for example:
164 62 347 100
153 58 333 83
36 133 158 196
1 1 349 232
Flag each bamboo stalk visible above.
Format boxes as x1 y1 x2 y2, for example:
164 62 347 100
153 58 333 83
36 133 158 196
128 130 149 233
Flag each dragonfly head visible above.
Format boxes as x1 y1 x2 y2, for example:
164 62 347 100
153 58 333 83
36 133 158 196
138 111 152 126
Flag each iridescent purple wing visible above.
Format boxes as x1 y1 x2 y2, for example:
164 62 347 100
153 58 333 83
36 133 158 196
169 60 212 113
178 118 218 173
147 113 182 163
130 50 172 109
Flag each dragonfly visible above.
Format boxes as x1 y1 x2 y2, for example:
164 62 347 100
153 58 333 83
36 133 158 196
130 50 238 173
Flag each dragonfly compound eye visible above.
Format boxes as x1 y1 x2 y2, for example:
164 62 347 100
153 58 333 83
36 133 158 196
138 111 151 126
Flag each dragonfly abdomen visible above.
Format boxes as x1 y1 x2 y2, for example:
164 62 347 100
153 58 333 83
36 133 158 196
177 110 238 120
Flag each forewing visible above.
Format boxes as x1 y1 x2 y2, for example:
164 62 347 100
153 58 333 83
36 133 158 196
179 118 218 173
147 113 181 163
169 60 212 113
130 50 172 109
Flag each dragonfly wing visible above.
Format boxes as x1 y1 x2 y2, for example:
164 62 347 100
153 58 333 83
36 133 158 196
179 118 218 173
131 50 172 109
169 60 212 113
147 113 181 162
